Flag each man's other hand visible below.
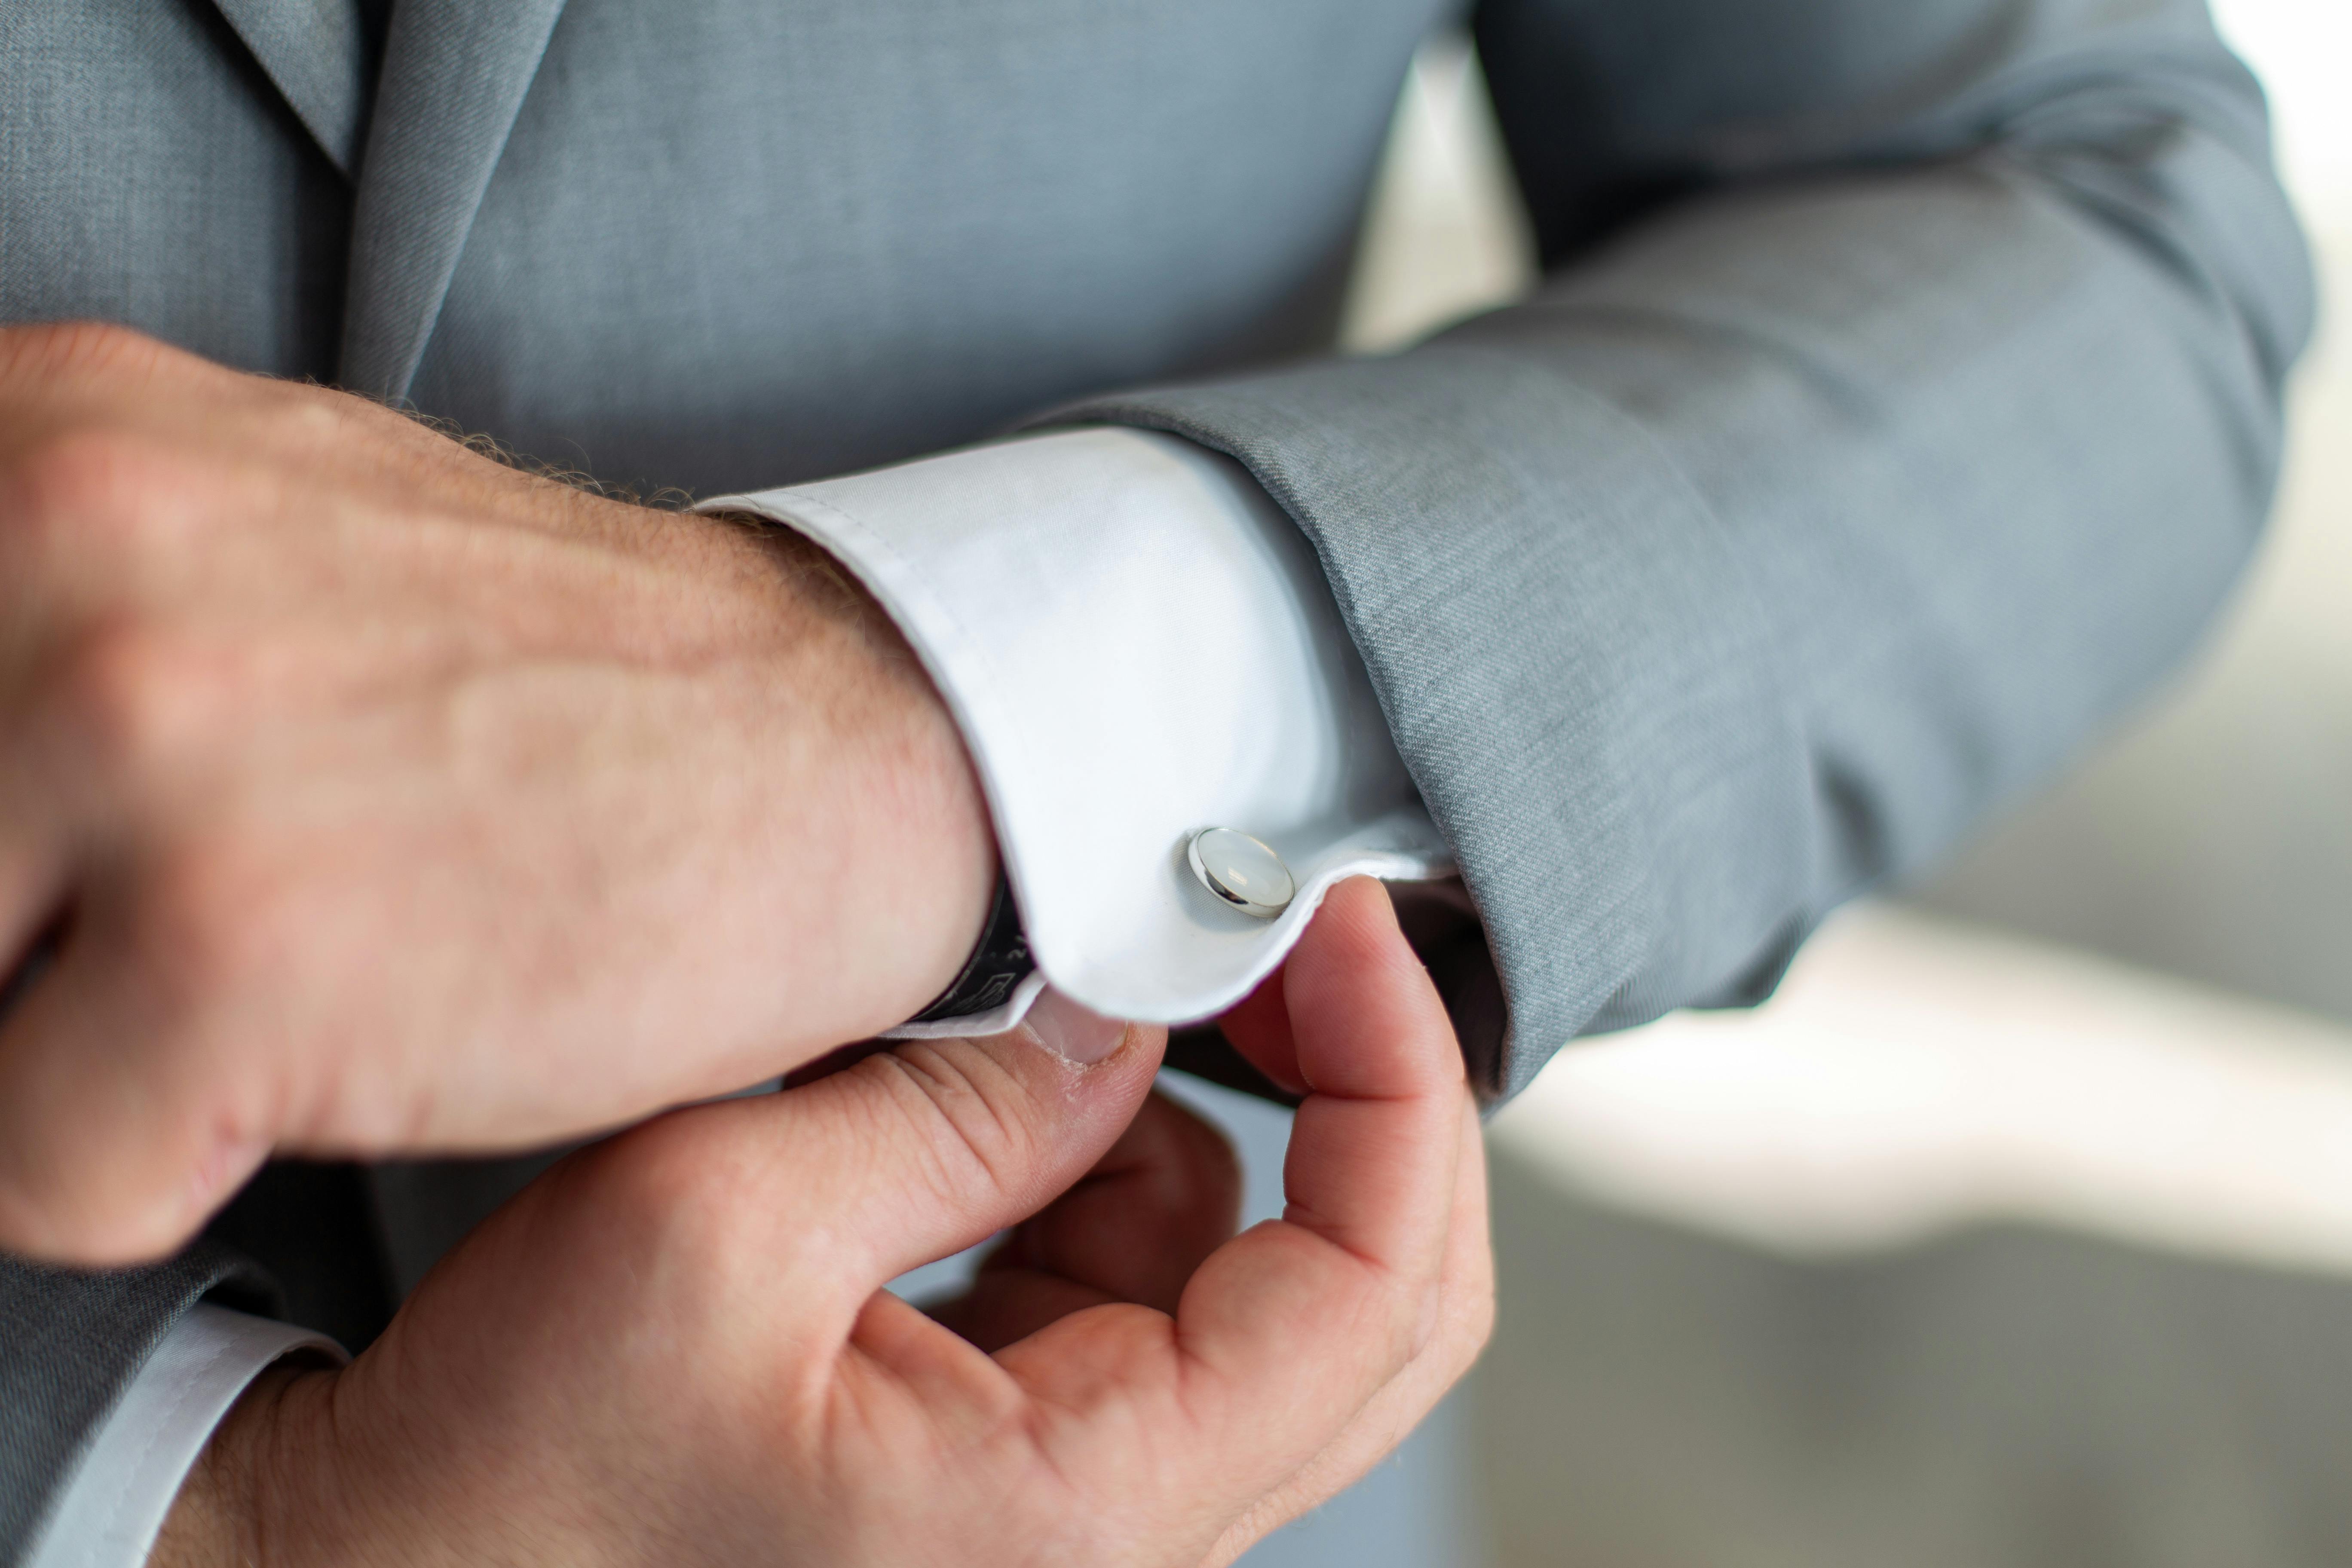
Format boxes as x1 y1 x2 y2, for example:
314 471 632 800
154 879 1493 1568
0 323 995 1264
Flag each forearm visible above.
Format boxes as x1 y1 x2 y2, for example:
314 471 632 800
1455 151 2295 905
0 331 1000 1265
1050 0 2312 1094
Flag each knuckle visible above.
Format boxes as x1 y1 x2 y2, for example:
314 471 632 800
864 1043 1049 1207
1458 1281 1498 1368
1430 1246 1499 1383
5 426 196 564
572 1126 755 1280
40 616 225 769
576 1133 693 1229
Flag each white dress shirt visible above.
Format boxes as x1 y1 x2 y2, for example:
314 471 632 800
40 426 1449 1563
26 1308 343 1568
707 427 1453 1035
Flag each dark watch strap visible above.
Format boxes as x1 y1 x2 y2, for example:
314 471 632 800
905 868 1036 1024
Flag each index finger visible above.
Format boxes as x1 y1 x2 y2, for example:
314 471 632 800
1009 877 1470 1488
1189 870 1464 1354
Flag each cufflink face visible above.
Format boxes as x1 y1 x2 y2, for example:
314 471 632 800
1187 827 1295 919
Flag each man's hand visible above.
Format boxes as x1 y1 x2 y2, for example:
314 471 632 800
0 323 995 1265
153 879 1493 1568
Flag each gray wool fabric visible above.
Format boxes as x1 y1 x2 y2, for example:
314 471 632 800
0 1247 263 1560
0 0 2312 1556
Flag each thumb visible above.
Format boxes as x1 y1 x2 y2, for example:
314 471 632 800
652 989 1165 1308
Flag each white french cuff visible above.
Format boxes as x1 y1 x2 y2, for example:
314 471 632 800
28 1305 345 1568
702 427 1453 1034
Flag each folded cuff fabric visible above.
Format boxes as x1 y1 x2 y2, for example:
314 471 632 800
27 1305 345 1568
701 426 1452 1035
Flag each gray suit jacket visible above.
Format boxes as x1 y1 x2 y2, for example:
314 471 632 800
0 0 2310 1555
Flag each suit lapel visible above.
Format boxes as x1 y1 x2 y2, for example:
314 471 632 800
338 0 571 401
210 0 376 177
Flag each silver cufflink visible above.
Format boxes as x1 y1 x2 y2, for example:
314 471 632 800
1187 827 1295 919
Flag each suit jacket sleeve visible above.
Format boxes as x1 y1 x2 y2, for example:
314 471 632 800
1053 0 2313 1097
0 1247 268 1566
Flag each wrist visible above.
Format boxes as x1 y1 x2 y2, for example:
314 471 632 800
151 1363 342 1568
729 516 999 1027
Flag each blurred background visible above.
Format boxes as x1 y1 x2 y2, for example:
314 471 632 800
1234 2 2351 1561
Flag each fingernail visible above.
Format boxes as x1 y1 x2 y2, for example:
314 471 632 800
1022 987 1126 1066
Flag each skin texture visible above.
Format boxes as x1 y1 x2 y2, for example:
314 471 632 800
0 323 995 1266
152 879 1494 1568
